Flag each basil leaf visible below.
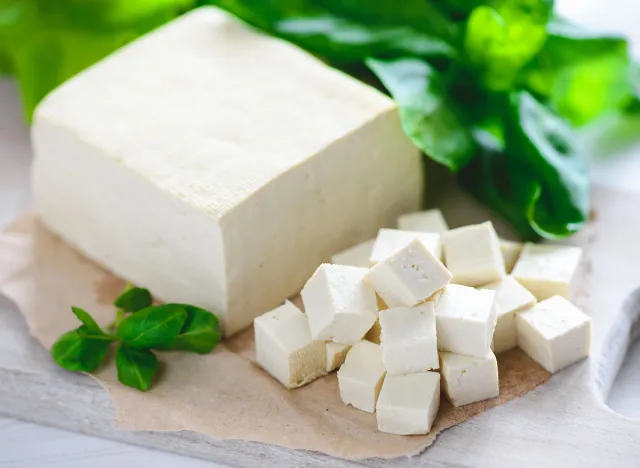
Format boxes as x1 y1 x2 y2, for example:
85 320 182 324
116 345 158 391
117 304 187 349
465 1 552 90
367 57 475 172
71 306 105 336
50 329 111 372
156 305 221 354
522 19 632 126
114 287 153 313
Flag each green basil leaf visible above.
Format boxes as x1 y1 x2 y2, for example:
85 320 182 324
156 305 221 354
115 345 158 391
50 329 111 372
522 18 632 126
117 304 187 349
114 287 153 313
465 1 552 90
367 57 475 172
71 306 105 336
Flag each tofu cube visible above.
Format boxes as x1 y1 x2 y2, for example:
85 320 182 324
483 276 536 354
326 342 352 373
301 264 378 344
337 341 387 413
500 240 523 274
254 301 326 388
512 244 582 301
436 284 496 358
440 350 499 406
442 222 505 287
31 7 423 336
365 239 452 308
376 372 440 435
365 319 382 344
331 239 375 268
369 228 441 265
397 209 449 234
379 302 439 374
516 296 591 373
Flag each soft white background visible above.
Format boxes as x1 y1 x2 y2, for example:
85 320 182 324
1 1 640 466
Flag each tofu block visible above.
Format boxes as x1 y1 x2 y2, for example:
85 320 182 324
440 351 499 407
483 276 536 354
331 239 375 268
499 240 523 274
376 372 440 435
338 341 386 413
254 301 326 388
326 342 352 373
512 244 582 301
516 296 591 373
301 264 378 344
369 228 441 265
379 302 439 375
366 239 452 308
436 284 496 358
365 319 382 344
31 7 423 336
397 209 449 234
442 222 505 287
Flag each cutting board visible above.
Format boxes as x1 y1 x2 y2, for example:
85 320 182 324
2 176 640 467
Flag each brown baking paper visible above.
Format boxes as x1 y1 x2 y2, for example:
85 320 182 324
0 213 550 460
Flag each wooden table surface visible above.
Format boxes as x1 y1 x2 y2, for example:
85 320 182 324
2 1 640 466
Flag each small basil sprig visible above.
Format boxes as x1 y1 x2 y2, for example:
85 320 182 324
50 286 221 391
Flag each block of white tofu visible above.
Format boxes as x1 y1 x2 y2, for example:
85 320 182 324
331 239 375 268
436 284 496 358
516 296 591 373
337 341 387 413
326 342 352 373
512 244 582 301
254 301 326 388
442 222 505 287
379 302 438 374
369 229 441 265
440 350 499 407
483 276 536 354
397 209 449 234
301 264 378 344
376 372 440 435
31 7 423 336
500 240 523 274
366 239 452 308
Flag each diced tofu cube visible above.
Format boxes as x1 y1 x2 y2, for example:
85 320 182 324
436 285 496 358
379 302 438 374
516 296 591 373
512 244 582 301
500 239 523 274
326 342 352 373
337 341 386 413
376 372 440 435
397 209 449 234
254 301 326 388
483 276 536 354
440 350 499 407
331 239 375 268
365 319 382 344
301 264 378 344
365 239 452 308
442 221 505 287
369 228 441 265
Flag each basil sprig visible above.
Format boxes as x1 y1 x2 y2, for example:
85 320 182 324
50 286 221 391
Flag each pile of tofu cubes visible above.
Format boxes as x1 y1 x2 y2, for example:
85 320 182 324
254 210 591 436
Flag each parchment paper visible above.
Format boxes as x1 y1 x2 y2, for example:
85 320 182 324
0 213 550 460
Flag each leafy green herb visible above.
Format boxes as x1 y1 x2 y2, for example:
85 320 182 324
116 345 159 391
50 285 220 390
114 286 153 313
